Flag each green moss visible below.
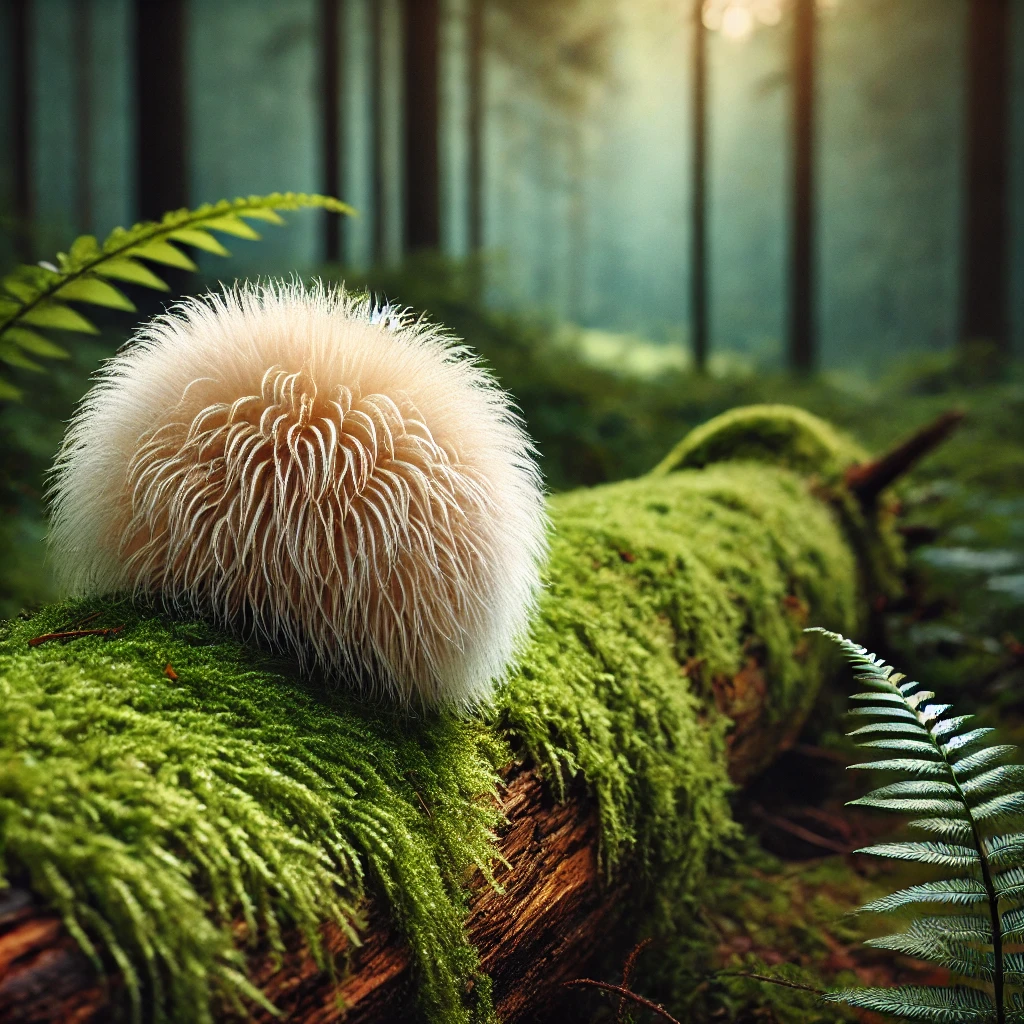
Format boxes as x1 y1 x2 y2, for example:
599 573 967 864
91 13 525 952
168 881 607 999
499 462 860 915
650 405 868 482
0 409 889 1023
652 405 906 602
0 606 504 1024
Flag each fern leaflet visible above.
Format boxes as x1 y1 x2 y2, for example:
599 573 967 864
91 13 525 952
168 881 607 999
0 193 353 399
810 629 1024 1024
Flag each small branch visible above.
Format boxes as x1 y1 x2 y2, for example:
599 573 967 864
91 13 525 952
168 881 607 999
717 971 825 996
28 626 124 648
749 804 855 856
563 978 682 1024
619 938 653 1023
844 409 965 507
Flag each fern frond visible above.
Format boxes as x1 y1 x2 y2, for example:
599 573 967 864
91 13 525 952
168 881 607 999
808 628 1024 1024
859 878 989 912
822 985 995 1022
857 841 980 869
910 817 975 842
849 795 968 815
0 193 353 399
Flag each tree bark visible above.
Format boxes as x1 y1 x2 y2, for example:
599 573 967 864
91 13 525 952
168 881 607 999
403 0 441 251
789 0 816 373
962 0 1011 352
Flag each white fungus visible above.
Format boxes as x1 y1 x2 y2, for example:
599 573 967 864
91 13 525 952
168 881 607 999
48 282 548 709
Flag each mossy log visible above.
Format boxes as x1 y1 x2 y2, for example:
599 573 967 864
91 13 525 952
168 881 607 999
0 407 905 1024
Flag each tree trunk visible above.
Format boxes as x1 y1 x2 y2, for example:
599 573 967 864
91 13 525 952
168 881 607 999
962 0 1011 352
789 0 816 373
466 0 485 255
134 0 187 220
690 0 708 373
403 0 441 251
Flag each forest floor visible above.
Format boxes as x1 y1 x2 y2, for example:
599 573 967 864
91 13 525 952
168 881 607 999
0 262 1022 1022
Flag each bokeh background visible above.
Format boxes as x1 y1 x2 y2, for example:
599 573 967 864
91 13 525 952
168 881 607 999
0 0 1022 707
4 0 1024 367
2 2 1024 1016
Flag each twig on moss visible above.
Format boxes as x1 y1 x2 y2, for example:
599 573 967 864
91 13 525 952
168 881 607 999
28 626 124 647
563 978 682 1024
844 408 965 507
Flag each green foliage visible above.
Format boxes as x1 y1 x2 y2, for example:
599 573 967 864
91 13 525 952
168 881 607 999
0 193 352 398
813 630 1024 1024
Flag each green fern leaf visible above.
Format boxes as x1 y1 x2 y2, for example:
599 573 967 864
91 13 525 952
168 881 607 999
870 915 991 946
808 629 1023 1024
856 841 980 869
858 738 944 754
847 721 930 738
945 729 999 756
5 327 69 359
0 192 353 397
933 715 976 739
851 692 916 704
848 706 922 721
0 342 44 371
93 257 170 290
909 817 974 842
849 758 951 776
166 228 231 256
19 301 97 334
56 276 136 311
123 239 198 270
865 780 959 799
994 866 1024 897
965 767 1024 800
972 793 1024 826
984 835 1024 869
866 927 991 977
849 796 967 816
822 985 995 1022
860 878 989 912
953 747 1020 779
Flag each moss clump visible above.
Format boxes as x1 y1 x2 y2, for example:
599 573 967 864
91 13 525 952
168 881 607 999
0 407 886 1022
652 404 906 603
650 404 868 482
499 461 861 915
0 607 504 1024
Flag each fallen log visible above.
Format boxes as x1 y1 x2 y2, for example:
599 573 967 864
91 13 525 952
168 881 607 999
0 405 957 1024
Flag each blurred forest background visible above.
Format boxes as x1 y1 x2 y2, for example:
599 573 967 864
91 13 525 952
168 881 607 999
1 0 1022 685
1 0 1024 1014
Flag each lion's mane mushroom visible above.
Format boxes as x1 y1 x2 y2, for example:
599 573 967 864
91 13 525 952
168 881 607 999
48 283 547 708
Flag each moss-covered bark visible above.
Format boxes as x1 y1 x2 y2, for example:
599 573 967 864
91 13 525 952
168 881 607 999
0 406 895 1023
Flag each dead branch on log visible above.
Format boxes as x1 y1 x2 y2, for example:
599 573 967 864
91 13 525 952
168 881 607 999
844 409 965 507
